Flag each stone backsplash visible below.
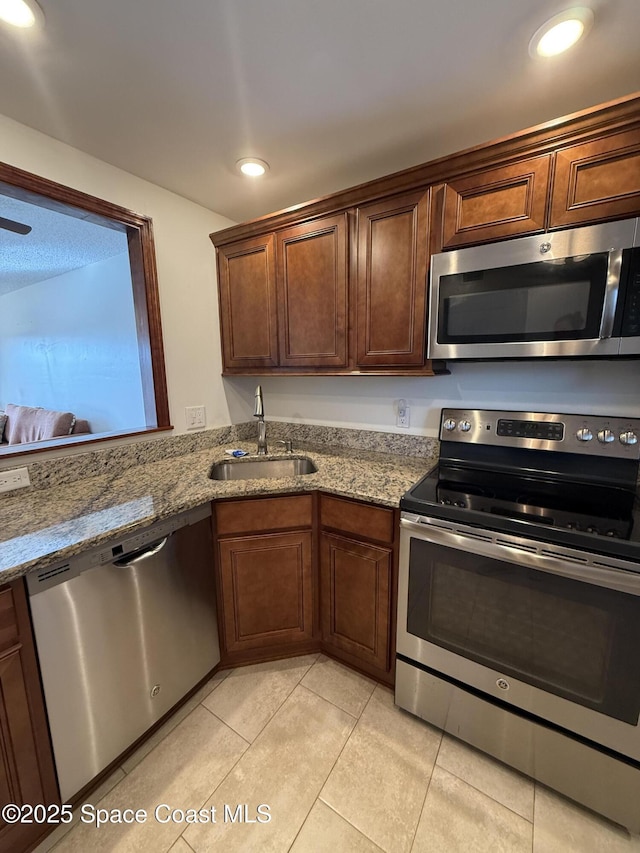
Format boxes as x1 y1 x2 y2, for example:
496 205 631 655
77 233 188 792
23 423 438 490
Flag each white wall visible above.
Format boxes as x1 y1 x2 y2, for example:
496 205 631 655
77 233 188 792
0 113 235 439
226 357 640 438
2 113 638 451
0 253 146 433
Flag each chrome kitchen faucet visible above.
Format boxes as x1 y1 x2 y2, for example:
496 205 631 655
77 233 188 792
254 385 267 455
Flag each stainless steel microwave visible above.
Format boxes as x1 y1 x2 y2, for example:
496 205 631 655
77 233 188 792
428 218 640 360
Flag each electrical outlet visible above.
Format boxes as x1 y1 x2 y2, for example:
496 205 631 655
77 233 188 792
0 467 31 493
185 405 206 430
396 399 410 429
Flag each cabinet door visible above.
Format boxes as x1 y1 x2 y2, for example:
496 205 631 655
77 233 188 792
550 129 640 228
276 214 348 368
436 155 551 249
217 234 278 370
218 531 313 654
0 583 58 853
356 191 429 367
320 532 392 674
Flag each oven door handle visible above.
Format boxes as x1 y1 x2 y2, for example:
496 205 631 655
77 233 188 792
401 517 640 596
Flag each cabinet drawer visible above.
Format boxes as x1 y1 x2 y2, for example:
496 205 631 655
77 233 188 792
215 495 313 536
320 495 395 544
0 587 18 654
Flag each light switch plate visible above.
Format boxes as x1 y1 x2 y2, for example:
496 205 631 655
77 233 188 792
185 405 206 430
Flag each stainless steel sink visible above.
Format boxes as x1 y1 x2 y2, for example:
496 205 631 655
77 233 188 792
209 457 318 481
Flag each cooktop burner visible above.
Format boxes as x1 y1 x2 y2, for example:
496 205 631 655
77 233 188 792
401 409 640 561
404 464 635 536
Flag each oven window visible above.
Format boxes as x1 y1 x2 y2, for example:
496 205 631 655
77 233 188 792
407 539 640 724
437 254 608 344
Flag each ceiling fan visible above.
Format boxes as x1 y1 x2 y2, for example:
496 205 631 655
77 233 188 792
0 215 32 235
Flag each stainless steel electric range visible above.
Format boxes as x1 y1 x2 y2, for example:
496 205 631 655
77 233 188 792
396 408 640 831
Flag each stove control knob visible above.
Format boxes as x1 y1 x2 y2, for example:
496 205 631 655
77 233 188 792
620 431 638 446
576 428 593 442
443 418 457 432
597 429 615 444
458 420 471 432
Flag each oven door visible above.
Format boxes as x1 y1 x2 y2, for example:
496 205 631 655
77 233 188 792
397 514 640 761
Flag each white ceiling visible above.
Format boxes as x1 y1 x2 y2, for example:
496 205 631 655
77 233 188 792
0 0 638 224
0 194 128 295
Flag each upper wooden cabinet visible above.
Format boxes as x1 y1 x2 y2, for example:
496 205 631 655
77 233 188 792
217 233 278 369
550 128 640 228
215 202 436 375
276 214 349 368
434 155 552 251
212 94 640 373
355 190 429 367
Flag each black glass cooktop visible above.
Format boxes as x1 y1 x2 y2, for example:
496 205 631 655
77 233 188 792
401 462 640 560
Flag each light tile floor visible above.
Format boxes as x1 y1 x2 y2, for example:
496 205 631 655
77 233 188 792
34 654 640 853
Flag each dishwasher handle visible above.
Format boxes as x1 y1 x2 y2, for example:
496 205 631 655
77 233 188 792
113 535 170 567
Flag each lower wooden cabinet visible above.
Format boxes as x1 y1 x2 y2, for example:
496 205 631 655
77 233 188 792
319 495 397 684
218 530 314 655
213 493 399 684
320 533 392 675
0 582 59 853
214 496 316 664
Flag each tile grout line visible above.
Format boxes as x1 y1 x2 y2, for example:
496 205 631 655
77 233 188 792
178 833 198 853
299 675 373 721
176 660 323 849
203 656 320 745
317 800 387 853
199 701 252 747
118 672 230 776
407 729 444 853
315 687 387 851
432 758 535 826
532 781 539 853
284 680 375 852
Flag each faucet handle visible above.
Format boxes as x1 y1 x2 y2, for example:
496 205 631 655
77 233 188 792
276 439 293 453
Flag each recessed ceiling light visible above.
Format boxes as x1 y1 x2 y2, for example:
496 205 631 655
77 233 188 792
529 7 593 58
236 158 270 177
0 0 43 28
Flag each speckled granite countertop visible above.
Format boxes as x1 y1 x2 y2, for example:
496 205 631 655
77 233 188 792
0 441 434 583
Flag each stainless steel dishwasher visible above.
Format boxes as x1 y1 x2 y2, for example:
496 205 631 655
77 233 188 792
26 504 220 802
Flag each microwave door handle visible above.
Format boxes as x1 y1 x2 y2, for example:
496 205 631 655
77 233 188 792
599 249 623 339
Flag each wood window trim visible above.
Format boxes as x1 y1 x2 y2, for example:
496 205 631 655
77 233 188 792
0 161 171 457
